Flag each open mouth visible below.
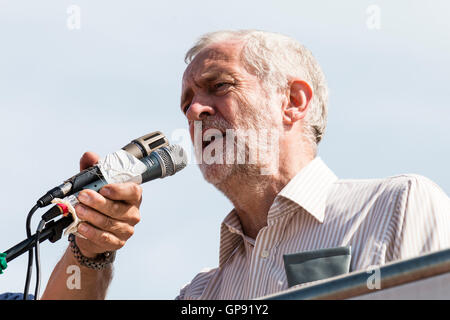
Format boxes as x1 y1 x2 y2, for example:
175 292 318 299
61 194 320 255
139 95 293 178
202 129 226 150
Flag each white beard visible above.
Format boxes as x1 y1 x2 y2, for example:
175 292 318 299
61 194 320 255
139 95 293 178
195 134 235 186
195 125 279 188
194 95 281 188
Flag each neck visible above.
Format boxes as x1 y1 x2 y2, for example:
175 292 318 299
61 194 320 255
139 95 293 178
216 138 315 239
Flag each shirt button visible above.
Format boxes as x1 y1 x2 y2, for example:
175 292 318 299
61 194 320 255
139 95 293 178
261 250 269 258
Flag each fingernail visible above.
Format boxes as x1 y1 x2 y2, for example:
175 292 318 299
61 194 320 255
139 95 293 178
78 192 90 203
78 223 88 233
101 187 111 197
75 205 86 218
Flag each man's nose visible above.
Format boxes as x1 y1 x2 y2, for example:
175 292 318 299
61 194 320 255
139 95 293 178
186 97 216 121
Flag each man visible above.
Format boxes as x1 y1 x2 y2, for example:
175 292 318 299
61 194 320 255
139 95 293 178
41 29 449 299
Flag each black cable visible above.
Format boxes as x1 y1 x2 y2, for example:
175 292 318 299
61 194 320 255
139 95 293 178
23 203 40 300
33 220 46 300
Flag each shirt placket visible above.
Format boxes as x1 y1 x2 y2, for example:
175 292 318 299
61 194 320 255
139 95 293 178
245 204 293 299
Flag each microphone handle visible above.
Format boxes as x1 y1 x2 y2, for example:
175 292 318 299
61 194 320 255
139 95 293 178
65 166 103 195
41 178 111 222
36 166 103 207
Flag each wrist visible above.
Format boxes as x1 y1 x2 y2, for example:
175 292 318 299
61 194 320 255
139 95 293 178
68 234 116 270
74 236 101 258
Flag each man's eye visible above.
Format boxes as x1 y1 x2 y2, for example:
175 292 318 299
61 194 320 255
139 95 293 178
183 104 190 114
214 82 231 90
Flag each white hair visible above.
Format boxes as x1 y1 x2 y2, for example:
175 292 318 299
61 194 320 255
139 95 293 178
185 30 329 150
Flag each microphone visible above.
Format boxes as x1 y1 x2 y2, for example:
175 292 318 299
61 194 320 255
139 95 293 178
41 144 188 222
37 131 169 207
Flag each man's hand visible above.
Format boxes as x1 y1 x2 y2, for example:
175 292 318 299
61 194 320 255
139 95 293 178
74 152 142 258
41 151 142 300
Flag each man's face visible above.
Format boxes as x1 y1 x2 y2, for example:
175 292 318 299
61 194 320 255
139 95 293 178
180 41 281 186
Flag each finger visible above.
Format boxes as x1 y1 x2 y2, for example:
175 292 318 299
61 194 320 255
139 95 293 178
77 222 126 252
80 151 100 171
99 182 143 206
75 204 135 240
77 189 140 224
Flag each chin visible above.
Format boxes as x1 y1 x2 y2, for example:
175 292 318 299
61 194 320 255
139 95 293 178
198 162 234 186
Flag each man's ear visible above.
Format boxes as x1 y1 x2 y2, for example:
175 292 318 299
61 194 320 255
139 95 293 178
283 80 313 125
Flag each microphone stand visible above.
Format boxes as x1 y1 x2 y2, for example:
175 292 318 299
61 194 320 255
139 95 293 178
3 216 73 263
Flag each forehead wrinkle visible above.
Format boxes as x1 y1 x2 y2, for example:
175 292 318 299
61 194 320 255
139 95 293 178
201 46 239 62
183 42 243 81
200 69 237 83
185 60 236 82
182 65 236 98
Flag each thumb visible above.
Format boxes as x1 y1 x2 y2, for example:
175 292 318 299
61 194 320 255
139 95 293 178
79 151 100 171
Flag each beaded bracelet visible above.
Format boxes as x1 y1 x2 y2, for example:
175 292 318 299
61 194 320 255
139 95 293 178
68 234 116 270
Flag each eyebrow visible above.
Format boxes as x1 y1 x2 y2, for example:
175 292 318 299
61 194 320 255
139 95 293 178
180 70 236 109
201 70 234 82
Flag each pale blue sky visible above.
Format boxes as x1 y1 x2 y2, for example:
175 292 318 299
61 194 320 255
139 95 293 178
0 1 449 299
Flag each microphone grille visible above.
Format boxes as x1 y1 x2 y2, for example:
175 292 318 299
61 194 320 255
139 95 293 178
155 144 188 177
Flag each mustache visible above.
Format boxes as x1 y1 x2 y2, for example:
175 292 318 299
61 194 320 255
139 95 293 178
200 117 233 133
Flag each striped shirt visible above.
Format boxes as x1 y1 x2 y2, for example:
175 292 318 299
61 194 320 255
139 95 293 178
176 157 450 299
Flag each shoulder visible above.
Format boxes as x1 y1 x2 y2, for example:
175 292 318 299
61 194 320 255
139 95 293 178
327 174 449 223
383 173 446 191
333 173 448 200
0 292 34 300
175 267 218 300
379 174 450 207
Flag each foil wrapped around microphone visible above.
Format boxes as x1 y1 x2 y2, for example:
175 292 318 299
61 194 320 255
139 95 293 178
51 144 188 237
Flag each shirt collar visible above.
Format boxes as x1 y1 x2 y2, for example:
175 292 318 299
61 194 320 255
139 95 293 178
275 156 338 223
